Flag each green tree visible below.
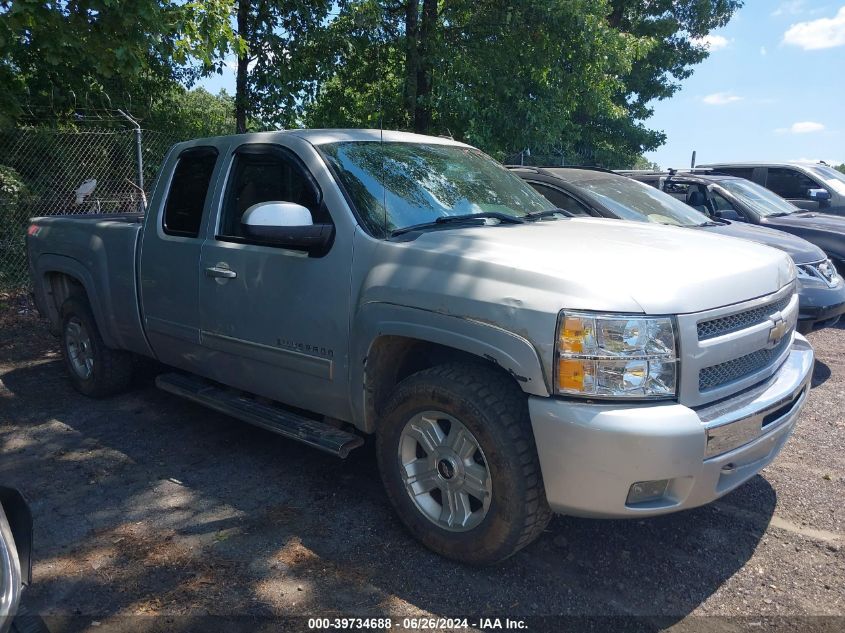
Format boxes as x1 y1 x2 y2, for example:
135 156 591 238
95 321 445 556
835 164 845 175
0 0 233 123
305 1 740 165
229 0 334 132
599 0 743 162
630 156 661 170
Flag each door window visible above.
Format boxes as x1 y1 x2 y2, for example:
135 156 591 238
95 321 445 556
710 191 737 212
219 147 323 241
714 167 755 180
766 168 822 200
163 147 219 237
529 183 593 216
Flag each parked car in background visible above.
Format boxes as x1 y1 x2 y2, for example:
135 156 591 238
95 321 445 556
624 169 845 301
514 166 845 333
27 130 813 564
700 162 845 215
0 487 31 633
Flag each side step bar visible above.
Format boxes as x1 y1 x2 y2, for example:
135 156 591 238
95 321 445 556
155 372 364 458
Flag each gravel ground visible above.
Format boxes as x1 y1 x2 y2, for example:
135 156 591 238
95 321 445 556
0 293 843 633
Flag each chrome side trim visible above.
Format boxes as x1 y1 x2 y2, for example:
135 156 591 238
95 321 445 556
697 336 814 458
200 331 333 380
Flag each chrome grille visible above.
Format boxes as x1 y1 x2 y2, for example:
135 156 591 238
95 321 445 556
699 335 791 392
697 295 791 340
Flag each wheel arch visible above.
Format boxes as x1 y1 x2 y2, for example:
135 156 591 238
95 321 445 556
351 304 549 433
33 254 119 348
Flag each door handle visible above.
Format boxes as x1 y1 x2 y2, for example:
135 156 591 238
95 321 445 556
205 265 237 279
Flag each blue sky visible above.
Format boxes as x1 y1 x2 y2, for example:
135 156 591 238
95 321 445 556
644 1 845 168
199 2 845 167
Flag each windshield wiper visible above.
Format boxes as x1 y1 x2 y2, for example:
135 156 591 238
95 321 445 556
390 211 525 237
523 208 573 221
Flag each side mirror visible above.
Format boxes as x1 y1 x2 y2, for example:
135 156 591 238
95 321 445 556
808 188 831 202
716 209 743 222
241 202 333 251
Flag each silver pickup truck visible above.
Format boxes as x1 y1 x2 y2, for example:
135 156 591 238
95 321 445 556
27 130 814 564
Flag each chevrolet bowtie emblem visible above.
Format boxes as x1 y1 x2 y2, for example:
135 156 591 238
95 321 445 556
767 312 789 348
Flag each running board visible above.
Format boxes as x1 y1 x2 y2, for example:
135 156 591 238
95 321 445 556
155 372 364 458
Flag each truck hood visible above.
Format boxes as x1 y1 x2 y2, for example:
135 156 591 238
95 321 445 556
695 221 824 265
375 217 794 316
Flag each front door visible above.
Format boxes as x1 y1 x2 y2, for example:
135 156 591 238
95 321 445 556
765 167 825 211
198 143 351 419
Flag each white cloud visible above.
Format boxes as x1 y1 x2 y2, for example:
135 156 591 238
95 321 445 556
760 45 767 55
783 7 845 50
702 92 743 105
692 34 730 51
772 0 806 17
775 121 826 134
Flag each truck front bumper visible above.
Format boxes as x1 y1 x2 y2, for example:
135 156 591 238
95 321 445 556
528 334 814 518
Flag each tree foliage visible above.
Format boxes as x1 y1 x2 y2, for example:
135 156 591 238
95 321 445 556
0 0 232 123
304 1 741 166
227 0 334 132
0 0 744 165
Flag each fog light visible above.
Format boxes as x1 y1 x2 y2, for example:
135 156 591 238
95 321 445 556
626 479 670 505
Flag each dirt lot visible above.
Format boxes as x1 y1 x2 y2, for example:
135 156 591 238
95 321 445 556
1 293 843 633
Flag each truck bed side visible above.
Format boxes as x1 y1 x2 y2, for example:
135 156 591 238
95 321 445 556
27 213 153 358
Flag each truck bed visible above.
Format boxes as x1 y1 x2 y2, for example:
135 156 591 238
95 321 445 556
26 212 152 357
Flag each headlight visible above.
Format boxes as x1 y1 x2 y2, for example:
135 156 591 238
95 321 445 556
797 259 842 288
555 311 677 399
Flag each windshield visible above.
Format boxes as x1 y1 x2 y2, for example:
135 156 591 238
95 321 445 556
320 141 554 236
805 165 845 196
718 178 799 217
572 176 710 227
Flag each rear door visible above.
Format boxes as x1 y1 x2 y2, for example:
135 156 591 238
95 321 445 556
197 141 352 419
139 145 222 371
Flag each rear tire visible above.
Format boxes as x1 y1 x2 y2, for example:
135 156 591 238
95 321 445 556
376 362 551 565
60 295 133 398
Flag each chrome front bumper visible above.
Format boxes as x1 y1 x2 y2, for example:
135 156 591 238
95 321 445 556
529 334 814 518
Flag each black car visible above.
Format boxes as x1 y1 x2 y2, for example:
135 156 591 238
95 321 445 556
513 166 845 332
624 169 845 273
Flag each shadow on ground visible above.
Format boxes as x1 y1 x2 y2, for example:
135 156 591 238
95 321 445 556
1 349 777 632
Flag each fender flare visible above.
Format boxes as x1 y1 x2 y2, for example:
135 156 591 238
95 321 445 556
350 303 550 432
34 253 120 348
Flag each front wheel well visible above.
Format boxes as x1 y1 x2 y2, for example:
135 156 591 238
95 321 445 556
364 336 523 431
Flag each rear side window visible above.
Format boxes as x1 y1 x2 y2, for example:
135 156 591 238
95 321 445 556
529 183 593 216
766 168 820 200
163 147 219 237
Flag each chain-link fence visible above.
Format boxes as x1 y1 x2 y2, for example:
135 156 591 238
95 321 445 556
0 118 180 290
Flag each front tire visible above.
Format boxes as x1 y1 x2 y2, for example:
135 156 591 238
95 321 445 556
376 363 551 565
60 296 133 398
